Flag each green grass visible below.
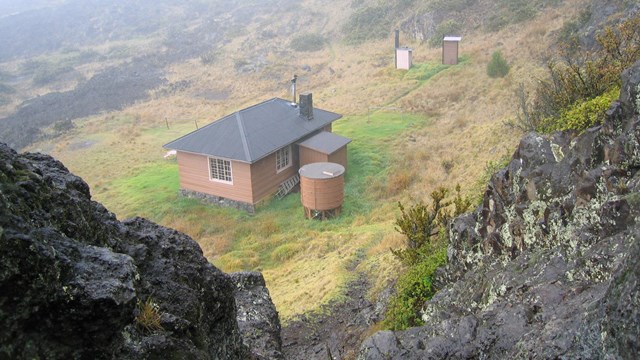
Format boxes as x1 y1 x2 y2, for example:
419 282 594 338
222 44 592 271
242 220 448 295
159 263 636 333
96 110 430 275
403 62 450 82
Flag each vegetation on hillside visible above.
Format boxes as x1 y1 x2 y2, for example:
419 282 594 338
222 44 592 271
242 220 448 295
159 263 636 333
384 186 471 330
290 34 326 52
509 13 640 133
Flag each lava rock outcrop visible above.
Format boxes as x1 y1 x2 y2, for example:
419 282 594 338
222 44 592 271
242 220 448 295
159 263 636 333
0 143 281 359
359 62 640 359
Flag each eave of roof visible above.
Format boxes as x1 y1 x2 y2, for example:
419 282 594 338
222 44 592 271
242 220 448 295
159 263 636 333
163 97 342 163
297 131 352 155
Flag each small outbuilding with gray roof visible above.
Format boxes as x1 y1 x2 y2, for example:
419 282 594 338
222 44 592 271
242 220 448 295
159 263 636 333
163 92 348 212
298 131 351 170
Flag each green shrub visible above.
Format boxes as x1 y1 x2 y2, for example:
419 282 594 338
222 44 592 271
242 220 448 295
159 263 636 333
391 187 449 265
383 242 446 330
428 20 461 48
540 87 619 132
487 50 510 78
290 33 326 52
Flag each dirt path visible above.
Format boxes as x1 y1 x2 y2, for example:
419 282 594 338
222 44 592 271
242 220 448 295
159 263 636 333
281 273 391 360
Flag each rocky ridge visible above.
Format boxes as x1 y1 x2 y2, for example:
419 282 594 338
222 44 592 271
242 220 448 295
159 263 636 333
358 62 640 359
0 143 281 359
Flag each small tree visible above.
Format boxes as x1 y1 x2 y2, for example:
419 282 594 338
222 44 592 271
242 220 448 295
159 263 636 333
391 185 471 265
487 50 510 78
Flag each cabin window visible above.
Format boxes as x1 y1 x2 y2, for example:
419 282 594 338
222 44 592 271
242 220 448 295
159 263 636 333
276 146 291 172
209 157 233 183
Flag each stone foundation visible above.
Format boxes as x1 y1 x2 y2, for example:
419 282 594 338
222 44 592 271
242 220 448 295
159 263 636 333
179 189 255 214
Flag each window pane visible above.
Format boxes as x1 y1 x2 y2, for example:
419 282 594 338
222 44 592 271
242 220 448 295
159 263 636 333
210 158 232 182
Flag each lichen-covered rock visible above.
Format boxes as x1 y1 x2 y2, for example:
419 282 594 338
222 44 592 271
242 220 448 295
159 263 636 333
358 63 640 359
0 143 282 359
231 272 283 360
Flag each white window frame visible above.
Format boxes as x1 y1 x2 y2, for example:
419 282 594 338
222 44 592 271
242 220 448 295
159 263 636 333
276 145 292 173
208 157 233 184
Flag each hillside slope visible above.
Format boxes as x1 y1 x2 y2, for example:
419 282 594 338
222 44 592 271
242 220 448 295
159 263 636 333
358 61 640 360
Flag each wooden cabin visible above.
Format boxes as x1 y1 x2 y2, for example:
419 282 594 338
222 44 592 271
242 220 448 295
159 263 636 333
164 93 349 212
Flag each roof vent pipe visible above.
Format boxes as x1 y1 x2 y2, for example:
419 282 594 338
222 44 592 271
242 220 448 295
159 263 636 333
394 29 400 68
299 92 313 120
290 74 298 106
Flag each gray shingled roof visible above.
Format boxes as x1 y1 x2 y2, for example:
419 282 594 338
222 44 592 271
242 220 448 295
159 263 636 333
163 98 342 163
297 131 351 155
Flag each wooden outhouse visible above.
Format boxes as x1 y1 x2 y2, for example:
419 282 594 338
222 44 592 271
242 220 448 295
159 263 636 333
396 47 413 70
442 36 462 65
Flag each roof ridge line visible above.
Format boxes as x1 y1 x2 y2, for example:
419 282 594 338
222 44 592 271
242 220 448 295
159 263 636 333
235 112 251 162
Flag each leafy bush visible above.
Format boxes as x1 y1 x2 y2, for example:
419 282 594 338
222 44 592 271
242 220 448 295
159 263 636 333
391 187 449 266
428 20 461 48
290 33 326 52
539 87 619 132
487 50 510 78
384 185 471 330
383 241 446 330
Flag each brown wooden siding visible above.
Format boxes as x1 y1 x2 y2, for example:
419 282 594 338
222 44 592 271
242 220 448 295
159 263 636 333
328 147 348 170
299 145 348 170
300 176 344 210
250 147 300 203
443 41 459 65
299 146 328 167
176 151 253 204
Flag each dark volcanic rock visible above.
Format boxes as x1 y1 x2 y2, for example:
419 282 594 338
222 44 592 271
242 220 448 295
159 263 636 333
0 59 167 150
231 272 284 360
0 143 281 359
359 63 640 359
